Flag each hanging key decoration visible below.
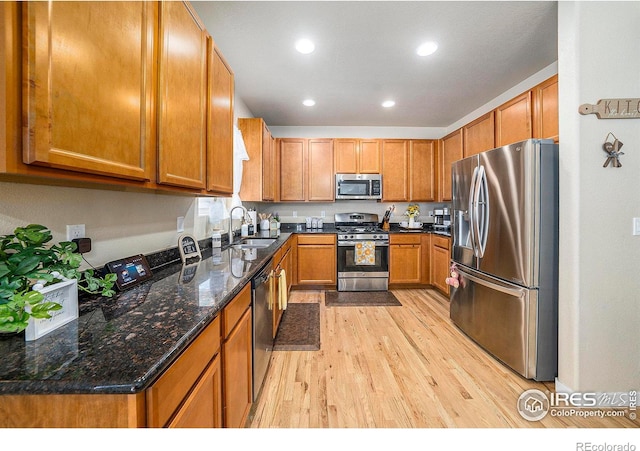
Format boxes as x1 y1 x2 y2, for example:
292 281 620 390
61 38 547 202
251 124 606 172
602 132 624 168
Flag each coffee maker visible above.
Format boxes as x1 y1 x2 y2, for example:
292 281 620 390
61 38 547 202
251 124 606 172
433 208 451 231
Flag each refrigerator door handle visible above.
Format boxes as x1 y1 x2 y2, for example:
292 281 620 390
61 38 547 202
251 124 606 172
477 165 489 258
456 265 526 299
469 166 479 256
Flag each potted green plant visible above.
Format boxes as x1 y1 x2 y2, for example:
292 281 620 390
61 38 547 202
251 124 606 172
0 224 116 334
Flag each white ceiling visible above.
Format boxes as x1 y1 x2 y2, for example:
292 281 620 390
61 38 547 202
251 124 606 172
192 1 558 128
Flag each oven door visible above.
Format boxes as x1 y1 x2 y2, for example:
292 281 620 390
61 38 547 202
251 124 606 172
337 240 389 291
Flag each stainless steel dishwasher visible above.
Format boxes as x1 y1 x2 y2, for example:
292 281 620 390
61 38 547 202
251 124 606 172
251 258 274 402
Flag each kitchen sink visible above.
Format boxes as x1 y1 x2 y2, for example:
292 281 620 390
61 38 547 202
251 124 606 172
233 238 277 249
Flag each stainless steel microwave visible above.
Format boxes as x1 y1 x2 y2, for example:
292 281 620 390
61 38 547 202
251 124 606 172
335 174 382 200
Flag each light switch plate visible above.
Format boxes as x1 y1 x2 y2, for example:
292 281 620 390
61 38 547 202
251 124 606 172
633 218 640 236
177 216 185 233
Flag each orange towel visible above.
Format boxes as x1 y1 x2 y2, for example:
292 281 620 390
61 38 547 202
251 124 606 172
354 241 376 265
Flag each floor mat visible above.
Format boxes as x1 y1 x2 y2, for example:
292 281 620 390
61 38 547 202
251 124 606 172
324 290 402 307
273 303 320 351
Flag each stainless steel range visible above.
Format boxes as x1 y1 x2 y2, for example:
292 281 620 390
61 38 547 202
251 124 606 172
335 213 389 291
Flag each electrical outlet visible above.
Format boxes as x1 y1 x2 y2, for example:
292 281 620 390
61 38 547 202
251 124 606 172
321 211 326 218
177 216 185 233
292 211 297 217
66 224 85 241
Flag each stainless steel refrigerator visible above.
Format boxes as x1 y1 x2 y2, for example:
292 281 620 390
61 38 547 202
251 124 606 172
450 139 559 381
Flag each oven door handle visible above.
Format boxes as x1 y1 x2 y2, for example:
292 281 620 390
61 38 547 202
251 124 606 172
338 241 389 247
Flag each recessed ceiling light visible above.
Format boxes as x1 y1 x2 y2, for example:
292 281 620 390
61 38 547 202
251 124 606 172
382 100 396 108
303 99 316 107
416 41 438 56
295 39 315 54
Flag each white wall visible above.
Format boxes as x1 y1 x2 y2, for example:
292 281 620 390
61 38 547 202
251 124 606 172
446 62 558 135
0 182 211 268
557 1 640 392
269 126 446 139
234 92 254 122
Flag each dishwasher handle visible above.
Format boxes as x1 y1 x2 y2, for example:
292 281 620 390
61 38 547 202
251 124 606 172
254 270 271 286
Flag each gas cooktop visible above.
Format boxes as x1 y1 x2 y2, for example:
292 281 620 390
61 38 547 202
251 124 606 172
335 213 388 240
336 225 385 233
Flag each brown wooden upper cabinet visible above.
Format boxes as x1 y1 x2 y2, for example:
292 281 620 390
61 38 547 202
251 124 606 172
278 138 306 201
533 74 559 143
206 41 234 195
334 139 381 174
157 1 208 189
262 124 276 201
267 134 277 201
409 140 436 202
238 118 274 201
495 91 533 148
381 139 435 202
438 130 463 202
278 138 334 202
381 140 409 202
307 139 335 201
22 1 156 182
463 111 495 157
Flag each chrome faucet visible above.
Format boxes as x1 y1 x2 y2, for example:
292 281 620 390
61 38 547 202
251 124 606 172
229 205 248 243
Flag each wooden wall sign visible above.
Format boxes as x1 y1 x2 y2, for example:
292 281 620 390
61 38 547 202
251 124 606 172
579 98 640 119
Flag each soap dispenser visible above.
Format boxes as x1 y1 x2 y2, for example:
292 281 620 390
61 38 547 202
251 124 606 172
240 218 249 237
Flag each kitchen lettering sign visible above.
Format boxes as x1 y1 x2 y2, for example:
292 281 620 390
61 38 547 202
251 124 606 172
579 98 640 119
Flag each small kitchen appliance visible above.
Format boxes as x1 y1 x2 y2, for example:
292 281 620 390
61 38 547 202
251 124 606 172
433 208 451 231
335 213 389 291
335 174 382 200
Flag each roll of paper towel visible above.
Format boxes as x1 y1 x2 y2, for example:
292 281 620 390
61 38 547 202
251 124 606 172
247 209 257 230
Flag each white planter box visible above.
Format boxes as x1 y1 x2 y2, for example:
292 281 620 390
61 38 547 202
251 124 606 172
25 279 79 341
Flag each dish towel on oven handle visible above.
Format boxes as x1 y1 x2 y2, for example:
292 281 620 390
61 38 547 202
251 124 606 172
278 268 288 310
354 241 376 265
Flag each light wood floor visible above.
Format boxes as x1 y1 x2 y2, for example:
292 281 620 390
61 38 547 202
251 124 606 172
249 289 639 428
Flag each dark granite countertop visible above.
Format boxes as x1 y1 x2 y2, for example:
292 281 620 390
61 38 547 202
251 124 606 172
279 223 338 233
0 233 291 395
0 225 450 397
387 224 451 237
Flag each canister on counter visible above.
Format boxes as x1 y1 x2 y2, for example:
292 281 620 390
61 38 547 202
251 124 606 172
211 229 222 248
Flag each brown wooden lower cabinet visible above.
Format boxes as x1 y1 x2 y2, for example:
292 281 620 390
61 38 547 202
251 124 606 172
431 235 451 296
167 355 222 428
389 234 422 285
146 315 222 427
222 284 253 428
0 315 223 428
295 234 336 287
388 233 432 287
0 392 146 428
272 236 293 337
